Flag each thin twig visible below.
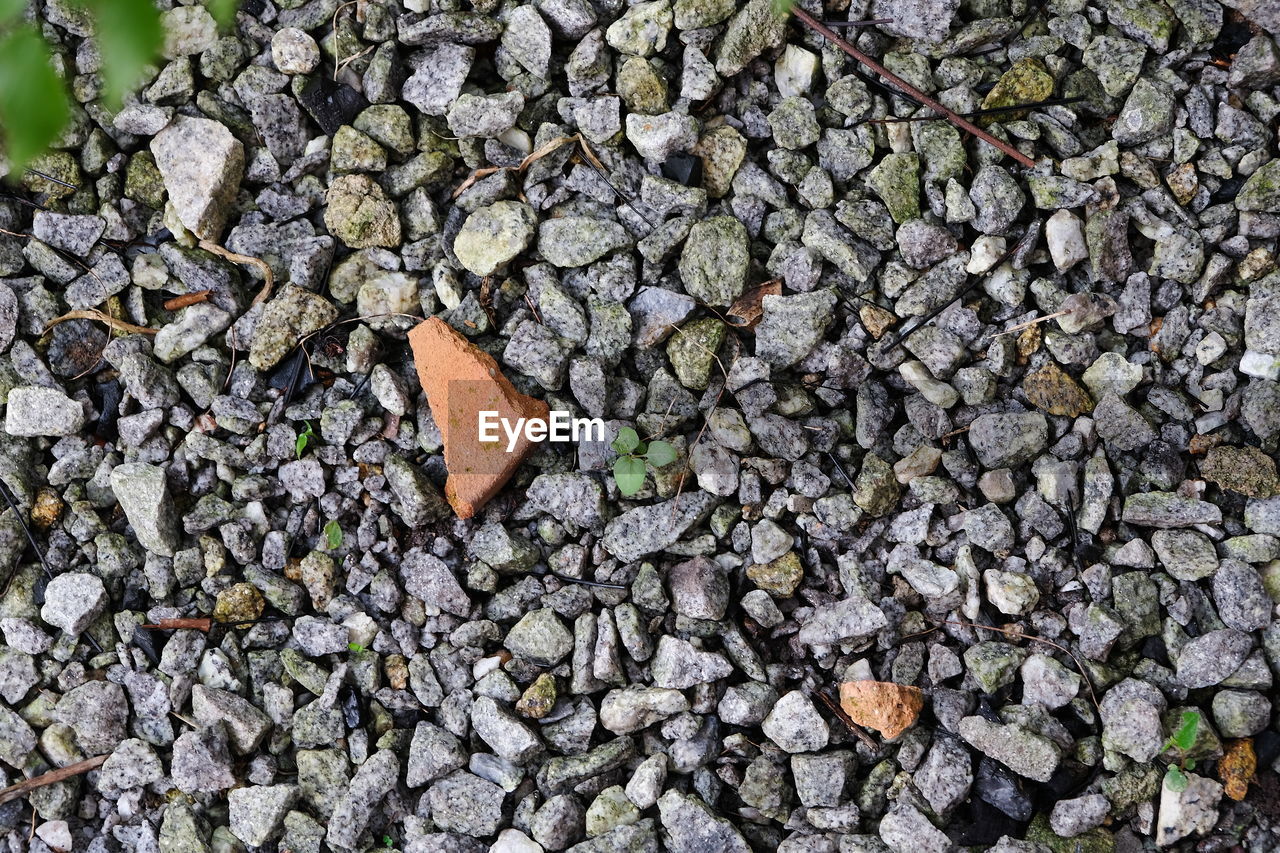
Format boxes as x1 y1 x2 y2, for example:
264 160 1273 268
45 309 156 336
869 96 1086 123
198 240 274 305
0 755 108 806
452 134 580 199
823 18 891 26
23 168 79 190
790 7 1036 168
163 290 211 311
987 309 1071 339
932 618 1099 712
334 44 375 80
815 689 878 749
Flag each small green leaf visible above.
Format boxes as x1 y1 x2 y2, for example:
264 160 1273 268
770 0 797 17
1184 758 1196 770
613 456 646 496
1165 765 1188 792
347 641 364 653
296 422 313 458
0 26 72 173
206 0 238 28
1172 711 1200 752
611 427 640 455
645 440 677 468
324 520 343 549
86 0 164 109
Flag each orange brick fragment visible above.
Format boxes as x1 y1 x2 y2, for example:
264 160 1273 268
408 317 549 519
839 680 924 740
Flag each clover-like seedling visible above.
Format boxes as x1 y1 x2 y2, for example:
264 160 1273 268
610 427 677 496
1161 710 1201 792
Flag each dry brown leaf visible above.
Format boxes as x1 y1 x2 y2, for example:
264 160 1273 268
726 280 782 330
839 680 923 740
1220 738 1256 802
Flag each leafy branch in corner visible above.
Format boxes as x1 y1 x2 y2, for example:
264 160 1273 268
1161 710 1201 793
611 427 677 497
0 0 236 174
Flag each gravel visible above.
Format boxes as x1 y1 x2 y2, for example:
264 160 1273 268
4 0 1280 850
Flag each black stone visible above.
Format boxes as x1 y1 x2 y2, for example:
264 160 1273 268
91 378 123 441
1256 731 1280 768
1141 635 1171 669
297 76 369 137
954 796 1026 846
975 756 1033 821
661 152 703 187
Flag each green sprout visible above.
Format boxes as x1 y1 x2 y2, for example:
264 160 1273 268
347 642 364 653
295 421 316 458
1161 710 1201 792
324 519 343 550
610 427 677 497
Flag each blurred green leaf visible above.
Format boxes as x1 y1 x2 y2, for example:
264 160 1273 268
1165 765 1188 792
324 519 343 549
206 0 238 28
611 426 640 455
1185 757 1196 770
0 25 71 173
770 0 796 17
87 0 163 109
0 0 26 25
613 456 646 496
645 440 677 468
1172 711 1200 752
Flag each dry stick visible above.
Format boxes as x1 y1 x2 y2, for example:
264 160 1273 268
814 688 878 749
932 617 1100 712
0 755 108 807
198 240 275 305
987 308 1072 339
163 290 212 311
790 7 1036 169
45 309 156 336
870 96 1087 124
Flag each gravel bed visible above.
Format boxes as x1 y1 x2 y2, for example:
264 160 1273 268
2 0 1280 851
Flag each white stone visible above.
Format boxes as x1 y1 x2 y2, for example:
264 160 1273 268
775 45 819 98
899 360 958 408
965 235 1005 274
761 690 829 753
150 116 245 241
1081 352 1144 398
1241 349 1280 380
4 386 85 436
1046 209 1088 271
1196 331 1227 365
35 820 73 852
490 828 545 853
271 27 320 75
1156 773 1223 847
161 6 217 58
